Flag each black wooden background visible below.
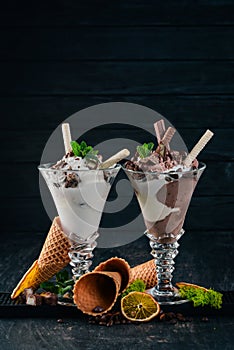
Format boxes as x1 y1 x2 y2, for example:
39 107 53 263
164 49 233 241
1 0 234 291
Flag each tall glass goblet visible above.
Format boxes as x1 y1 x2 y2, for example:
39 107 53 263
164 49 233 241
39 164 121 280
123 163 206 304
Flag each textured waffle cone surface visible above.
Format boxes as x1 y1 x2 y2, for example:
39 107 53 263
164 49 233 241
130 259 157 289
11 260 42 298
38 217 71 279
11 217 71 299
94 257 130 292
73 271 122 316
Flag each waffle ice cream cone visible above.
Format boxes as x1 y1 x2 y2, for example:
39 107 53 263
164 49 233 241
73 271 122 316
73 257 130 315
73 258 157 315
94 257 130 292
11 217 71 299
130 259 157 289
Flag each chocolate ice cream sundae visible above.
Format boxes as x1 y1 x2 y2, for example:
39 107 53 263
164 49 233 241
124 121 211 244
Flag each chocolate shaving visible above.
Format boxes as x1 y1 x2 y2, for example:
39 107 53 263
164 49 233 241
64 173 80 188
156 143 167 160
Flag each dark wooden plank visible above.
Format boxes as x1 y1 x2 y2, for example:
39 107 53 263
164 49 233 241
2 27 234 60
0 316 233 350
1 129 233 162
0 230 233 292
1 61 234 96
0 230 233 303
1 161 233 198
0 196 233 233
1 0 234 26
1 96 234 130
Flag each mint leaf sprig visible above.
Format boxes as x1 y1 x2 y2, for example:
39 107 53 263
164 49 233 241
177 283 223 309
136 142 154 159
40 270 74 297
70 140 99 160
121 279 146 298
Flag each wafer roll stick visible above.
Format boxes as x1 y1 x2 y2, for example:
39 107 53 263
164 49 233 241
183 129 214 167
62 123 72 154
161 127 176 149
154 119 165 144
98 149 130 169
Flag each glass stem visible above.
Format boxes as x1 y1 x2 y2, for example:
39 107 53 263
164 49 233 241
68 239 97 281
149 238 179 296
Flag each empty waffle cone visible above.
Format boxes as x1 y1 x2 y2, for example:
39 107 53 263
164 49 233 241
73 271 122 316
11 217 71 299
94 257 130 292
37 217 71 280
130 259 157 289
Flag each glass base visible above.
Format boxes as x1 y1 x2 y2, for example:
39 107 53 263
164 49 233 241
146 286 189 305
145 229 188 305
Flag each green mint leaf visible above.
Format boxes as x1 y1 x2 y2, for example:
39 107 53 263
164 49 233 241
85 146 92 153
147 142 154 151
80 140 87 148
137 142 155 159
63 279 75 286
137 145 146 158
70 141 81 156
39 270 74 296
70 140 99 158
81 145 91 157
80 141 87 151
61 285 73 294
121 279 146 298
56 270 69 283
40 281 59 294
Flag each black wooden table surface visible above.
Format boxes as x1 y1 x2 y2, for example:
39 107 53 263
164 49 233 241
0 1 234 349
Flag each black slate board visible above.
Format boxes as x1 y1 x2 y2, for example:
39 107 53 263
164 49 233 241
0 292 233 319
0 293 83 319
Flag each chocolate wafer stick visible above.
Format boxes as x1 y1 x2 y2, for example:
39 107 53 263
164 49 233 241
154 119 165 145
161 127 176 150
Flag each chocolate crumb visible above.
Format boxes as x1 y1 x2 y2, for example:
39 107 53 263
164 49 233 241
169 319 177 325
26 294 42 306
106 319 114 327
185 317 193 322
92 306 104 313
201 316 209 322
40 292 58 306
176 313 186 322
64 173 80 188
159 313 167 321
167 312 176 319
89 310 132 326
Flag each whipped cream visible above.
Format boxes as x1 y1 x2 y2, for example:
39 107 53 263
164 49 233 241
52 152 102 171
